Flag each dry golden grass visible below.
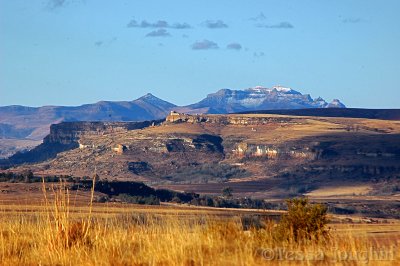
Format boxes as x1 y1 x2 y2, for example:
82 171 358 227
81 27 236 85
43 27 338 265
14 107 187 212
0 182 399 265
305 185 373 197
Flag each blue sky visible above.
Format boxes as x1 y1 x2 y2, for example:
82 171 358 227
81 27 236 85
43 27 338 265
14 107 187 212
1 0 399 108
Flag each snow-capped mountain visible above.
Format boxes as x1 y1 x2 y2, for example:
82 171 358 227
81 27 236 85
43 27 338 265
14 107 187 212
182 86 346 114
327 99 346 108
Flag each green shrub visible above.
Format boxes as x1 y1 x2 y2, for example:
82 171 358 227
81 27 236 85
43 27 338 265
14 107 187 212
277 198 329 243
117 194 160 205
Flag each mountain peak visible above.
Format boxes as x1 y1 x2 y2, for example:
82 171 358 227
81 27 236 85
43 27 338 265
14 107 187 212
136 93 164 103
246 85 301 95
312 97 328 108
272 85 296 93
138 93 157 100
327 99 346 108
135 93 176 108
213 88 233 96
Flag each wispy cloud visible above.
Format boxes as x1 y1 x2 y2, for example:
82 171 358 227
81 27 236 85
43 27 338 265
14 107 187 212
202 20 228 29
257 22 294 29
46 0 67 10
146 29 171 37
94 37 117 47
249 12 267 22
342 18 362 24
227 43 242 50
46 0 85 11
172 22 192 29
253 51 265 58
191 40 219 50
127 19 191 29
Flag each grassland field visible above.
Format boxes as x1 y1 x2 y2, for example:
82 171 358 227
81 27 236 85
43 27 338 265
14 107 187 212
0 181 398 265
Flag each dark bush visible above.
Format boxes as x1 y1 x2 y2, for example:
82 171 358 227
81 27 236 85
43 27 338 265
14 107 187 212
222 186 233 197
277 198 329 243
161 163 248 183
117 194 160 205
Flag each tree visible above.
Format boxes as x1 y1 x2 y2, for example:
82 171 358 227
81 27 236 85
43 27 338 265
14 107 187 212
23 170 34 183
277 198 329 243
222 186 233 198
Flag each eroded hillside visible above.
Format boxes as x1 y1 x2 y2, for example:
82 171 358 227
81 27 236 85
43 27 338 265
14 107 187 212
9 113 400 198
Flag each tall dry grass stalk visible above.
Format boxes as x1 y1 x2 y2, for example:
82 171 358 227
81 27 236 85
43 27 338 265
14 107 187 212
0 180 398 265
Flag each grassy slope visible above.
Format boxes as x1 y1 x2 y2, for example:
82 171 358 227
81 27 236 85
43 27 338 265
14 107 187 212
0 184 399 265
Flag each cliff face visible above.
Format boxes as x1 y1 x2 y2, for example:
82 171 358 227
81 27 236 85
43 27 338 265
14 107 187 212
233 143 318 160
45 120 162 145
166 112 400 157
166 112 298 125
4 120 162 166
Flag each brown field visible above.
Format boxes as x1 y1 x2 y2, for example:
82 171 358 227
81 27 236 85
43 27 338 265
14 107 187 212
0 182 399 265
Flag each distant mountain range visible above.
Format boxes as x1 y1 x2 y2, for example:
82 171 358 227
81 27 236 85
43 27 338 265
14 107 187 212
0 93 176 141
176 86 345 114
0 85 345 158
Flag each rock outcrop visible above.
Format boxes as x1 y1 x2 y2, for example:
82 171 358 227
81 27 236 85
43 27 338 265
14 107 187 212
3 120 162 166
46 120 161 145
166 111 298 125
233 143 318 160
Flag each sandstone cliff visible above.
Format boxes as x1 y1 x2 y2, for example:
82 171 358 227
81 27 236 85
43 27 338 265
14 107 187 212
3 120 162 166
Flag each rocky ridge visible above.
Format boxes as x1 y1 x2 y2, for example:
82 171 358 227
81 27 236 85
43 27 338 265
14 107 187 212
4 112 399 199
